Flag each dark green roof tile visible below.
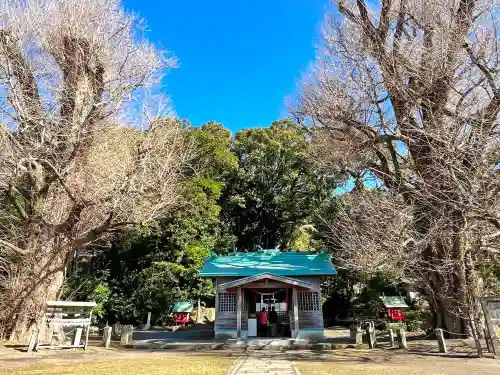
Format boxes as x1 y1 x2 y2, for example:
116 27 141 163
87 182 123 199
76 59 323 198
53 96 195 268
199 249 336 277
172 301 194 313
379 296 408 308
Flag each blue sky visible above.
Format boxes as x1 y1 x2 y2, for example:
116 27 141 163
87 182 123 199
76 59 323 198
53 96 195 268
123 0 331 132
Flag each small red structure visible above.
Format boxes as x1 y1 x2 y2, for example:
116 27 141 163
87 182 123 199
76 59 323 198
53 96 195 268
388 308 405 321
380 296 408 322
175 312 190 323
172 301 194 324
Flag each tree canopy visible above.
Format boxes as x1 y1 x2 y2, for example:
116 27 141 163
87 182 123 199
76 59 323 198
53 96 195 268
221 120 337 250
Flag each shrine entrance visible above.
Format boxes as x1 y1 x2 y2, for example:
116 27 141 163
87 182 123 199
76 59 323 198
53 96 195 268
247 288 291 338
217 273 318 339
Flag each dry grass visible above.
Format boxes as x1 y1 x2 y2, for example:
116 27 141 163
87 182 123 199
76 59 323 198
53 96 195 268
295 349 500 375
0 353 233 375
297 362 441 375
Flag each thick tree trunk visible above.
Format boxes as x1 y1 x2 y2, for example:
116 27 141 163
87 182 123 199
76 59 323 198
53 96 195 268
431 292 468 337
417 207 473 337
1 247 66 342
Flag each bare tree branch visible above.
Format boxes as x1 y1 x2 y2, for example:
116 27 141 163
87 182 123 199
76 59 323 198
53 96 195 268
293 0 500 336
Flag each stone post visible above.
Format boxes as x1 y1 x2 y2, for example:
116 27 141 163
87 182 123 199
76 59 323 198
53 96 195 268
112 323 122 336
120 325 133 345
349 325 356 339
103 326 112 348
366 322 375 349
397 328 407 349
355 327 363 346
46 323 54 342
389 328 395 348
197 299 202 324
27 328 39 353
435 329 447 353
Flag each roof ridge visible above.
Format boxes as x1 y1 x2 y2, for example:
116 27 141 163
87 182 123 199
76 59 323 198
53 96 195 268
217 250 323 255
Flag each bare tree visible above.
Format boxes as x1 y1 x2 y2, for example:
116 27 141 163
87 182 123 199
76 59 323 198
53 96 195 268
0 0 188 341
292 0 500 336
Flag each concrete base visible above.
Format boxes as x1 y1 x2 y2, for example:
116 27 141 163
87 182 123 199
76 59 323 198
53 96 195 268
215 329 324 342
125 338 361 351
299 329 325 341
215 329 247 340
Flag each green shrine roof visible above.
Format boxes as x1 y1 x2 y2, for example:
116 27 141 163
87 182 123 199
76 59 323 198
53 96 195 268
199 249 337 277
379 296 408 308
172 301 194 313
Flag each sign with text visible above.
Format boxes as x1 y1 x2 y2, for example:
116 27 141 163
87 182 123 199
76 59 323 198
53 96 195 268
486 298 500 325
481 296 500 357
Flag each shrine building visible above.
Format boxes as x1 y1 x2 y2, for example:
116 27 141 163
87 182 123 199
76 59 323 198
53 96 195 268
199 249 336 341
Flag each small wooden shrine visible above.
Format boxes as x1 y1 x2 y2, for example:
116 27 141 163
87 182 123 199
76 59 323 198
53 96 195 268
199 249 337 340
379 295 408 321
172 301 194 324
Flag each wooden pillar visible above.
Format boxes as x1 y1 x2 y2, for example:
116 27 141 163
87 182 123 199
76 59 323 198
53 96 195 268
72 328 83 347
83 310 92 350
485 329 493 353
214 283 219 336
236 287 242 339
292 287 300 339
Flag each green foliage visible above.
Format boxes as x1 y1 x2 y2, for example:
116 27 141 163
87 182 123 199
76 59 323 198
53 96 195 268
405 309 423 322
185 121 238 180
60 270 111 323
478 258 500 295
64 120 341 325
406 320 423 332
404 305 424 332
221 120 337 250
288 227 311 250
359 272 400 313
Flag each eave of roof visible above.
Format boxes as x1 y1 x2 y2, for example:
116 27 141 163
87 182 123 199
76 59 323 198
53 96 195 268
218 273 316 291
199 249 337 277
379 296 408 308
172 301 194 313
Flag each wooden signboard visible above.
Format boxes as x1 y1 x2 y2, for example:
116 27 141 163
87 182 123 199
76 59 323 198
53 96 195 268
481 297 500 357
